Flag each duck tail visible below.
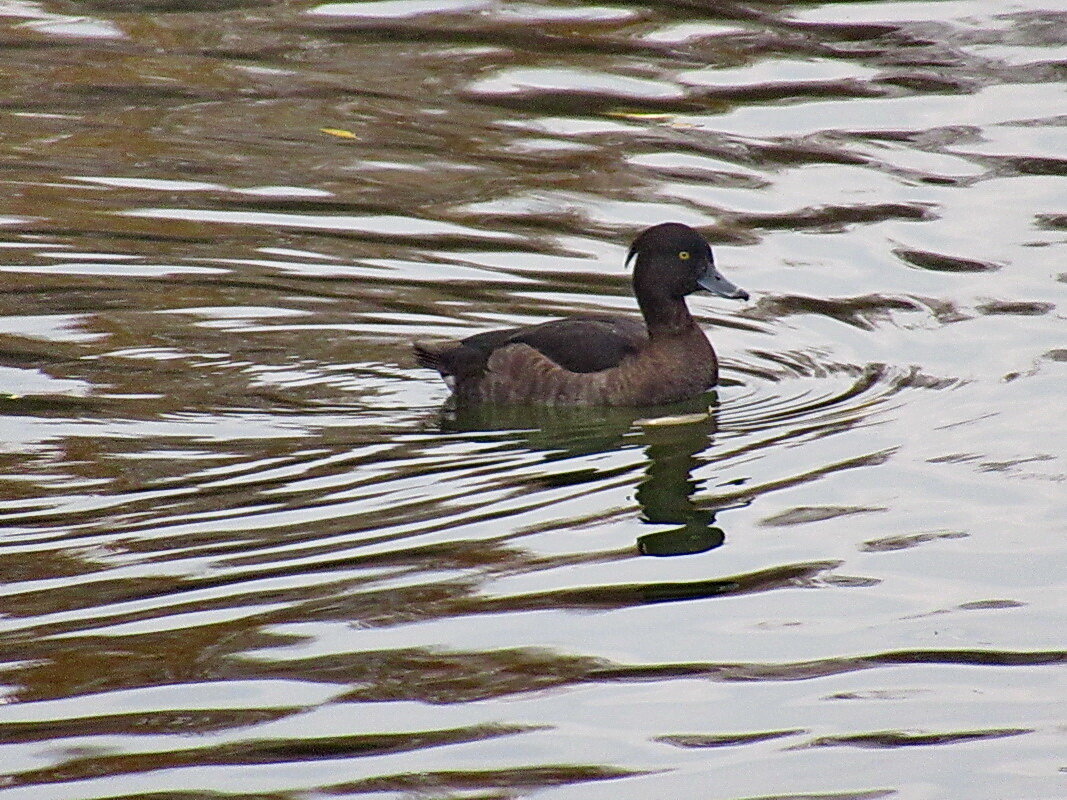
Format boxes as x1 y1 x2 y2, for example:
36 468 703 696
412 340 451 375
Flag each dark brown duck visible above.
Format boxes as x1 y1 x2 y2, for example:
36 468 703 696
414 223 749 406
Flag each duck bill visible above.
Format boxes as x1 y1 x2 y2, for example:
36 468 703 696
697 267 749 301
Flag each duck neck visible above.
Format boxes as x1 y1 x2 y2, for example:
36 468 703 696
634 275 696 338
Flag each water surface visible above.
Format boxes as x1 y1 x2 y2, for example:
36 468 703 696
0 1 1064 798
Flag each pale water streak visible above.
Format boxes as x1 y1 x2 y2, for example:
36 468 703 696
0 1 1064 799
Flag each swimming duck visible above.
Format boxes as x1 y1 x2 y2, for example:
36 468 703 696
414 222 748 406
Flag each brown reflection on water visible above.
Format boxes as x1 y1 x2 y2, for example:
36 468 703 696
7 721 540 788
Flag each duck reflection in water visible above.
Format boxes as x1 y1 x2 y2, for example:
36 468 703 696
439 399 728 558
633 408 726 557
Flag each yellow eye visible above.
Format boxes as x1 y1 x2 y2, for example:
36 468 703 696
678 251 690 260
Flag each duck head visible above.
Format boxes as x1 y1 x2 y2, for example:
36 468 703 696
627 222 749 302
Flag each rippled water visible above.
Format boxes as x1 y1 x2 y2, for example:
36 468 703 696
0 1 1065 798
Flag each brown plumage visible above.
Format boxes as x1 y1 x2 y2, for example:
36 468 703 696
414 223 749 406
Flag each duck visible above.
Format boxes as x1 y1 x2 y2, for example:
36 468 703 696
413 222 749 406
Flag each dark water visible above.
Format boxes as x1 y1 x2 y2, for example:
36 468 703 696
0 1 1064 798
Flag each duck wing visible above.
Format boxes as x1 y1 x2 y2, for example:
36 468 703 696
462 316 647 374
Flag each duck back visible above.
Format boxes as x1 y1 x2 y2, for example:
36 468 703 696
417 320 716 406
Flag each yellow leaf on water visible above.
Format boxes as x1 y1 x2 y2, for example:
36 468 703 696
604 111 675 121
635 410 711 427
320 128 357 139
